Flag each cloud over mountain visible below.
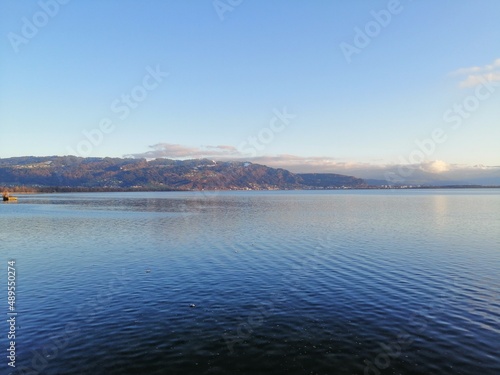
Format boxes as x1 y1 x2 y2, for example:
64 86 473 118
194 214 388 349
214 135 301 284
125 143 500 185
125 143 240 159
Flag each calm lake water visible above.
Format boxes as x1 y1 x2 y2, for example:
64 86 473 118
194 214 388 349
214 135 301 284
1 190 499 375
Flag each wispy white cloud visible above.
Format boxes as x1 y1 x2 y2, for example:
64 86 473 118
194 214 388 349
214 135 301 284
451 58 500 76
124 143 239 159
451 58 500 88
206 145 239 152
458 72 500 88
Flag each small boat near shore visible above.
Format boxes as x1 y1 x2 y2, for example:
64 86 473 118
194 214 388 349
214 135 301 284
2 192 18 202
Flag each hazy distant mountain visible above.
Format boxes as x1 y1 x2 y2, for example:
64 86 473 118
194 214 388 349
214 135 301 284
365 168 500 187
0 156 367 191
296 173 365 188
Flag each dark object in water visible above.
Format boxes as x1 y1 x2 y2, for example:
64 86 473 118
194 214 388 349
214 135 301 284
2 192 17 202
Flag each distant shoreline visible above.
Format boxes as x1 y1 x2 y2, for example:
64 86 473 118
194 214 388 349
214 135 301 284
3 185 500 194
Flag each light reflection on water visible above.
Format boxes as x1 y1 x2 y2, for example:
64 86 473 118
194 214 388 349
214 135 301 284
1 190 499 375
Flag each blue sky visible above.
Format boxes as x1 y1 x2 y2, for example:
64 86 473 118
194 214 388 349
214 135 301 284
1 0 500 178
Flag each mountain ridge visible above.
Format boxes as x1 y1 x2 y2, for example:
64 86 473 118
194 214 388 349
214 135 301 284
0 156 366 191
